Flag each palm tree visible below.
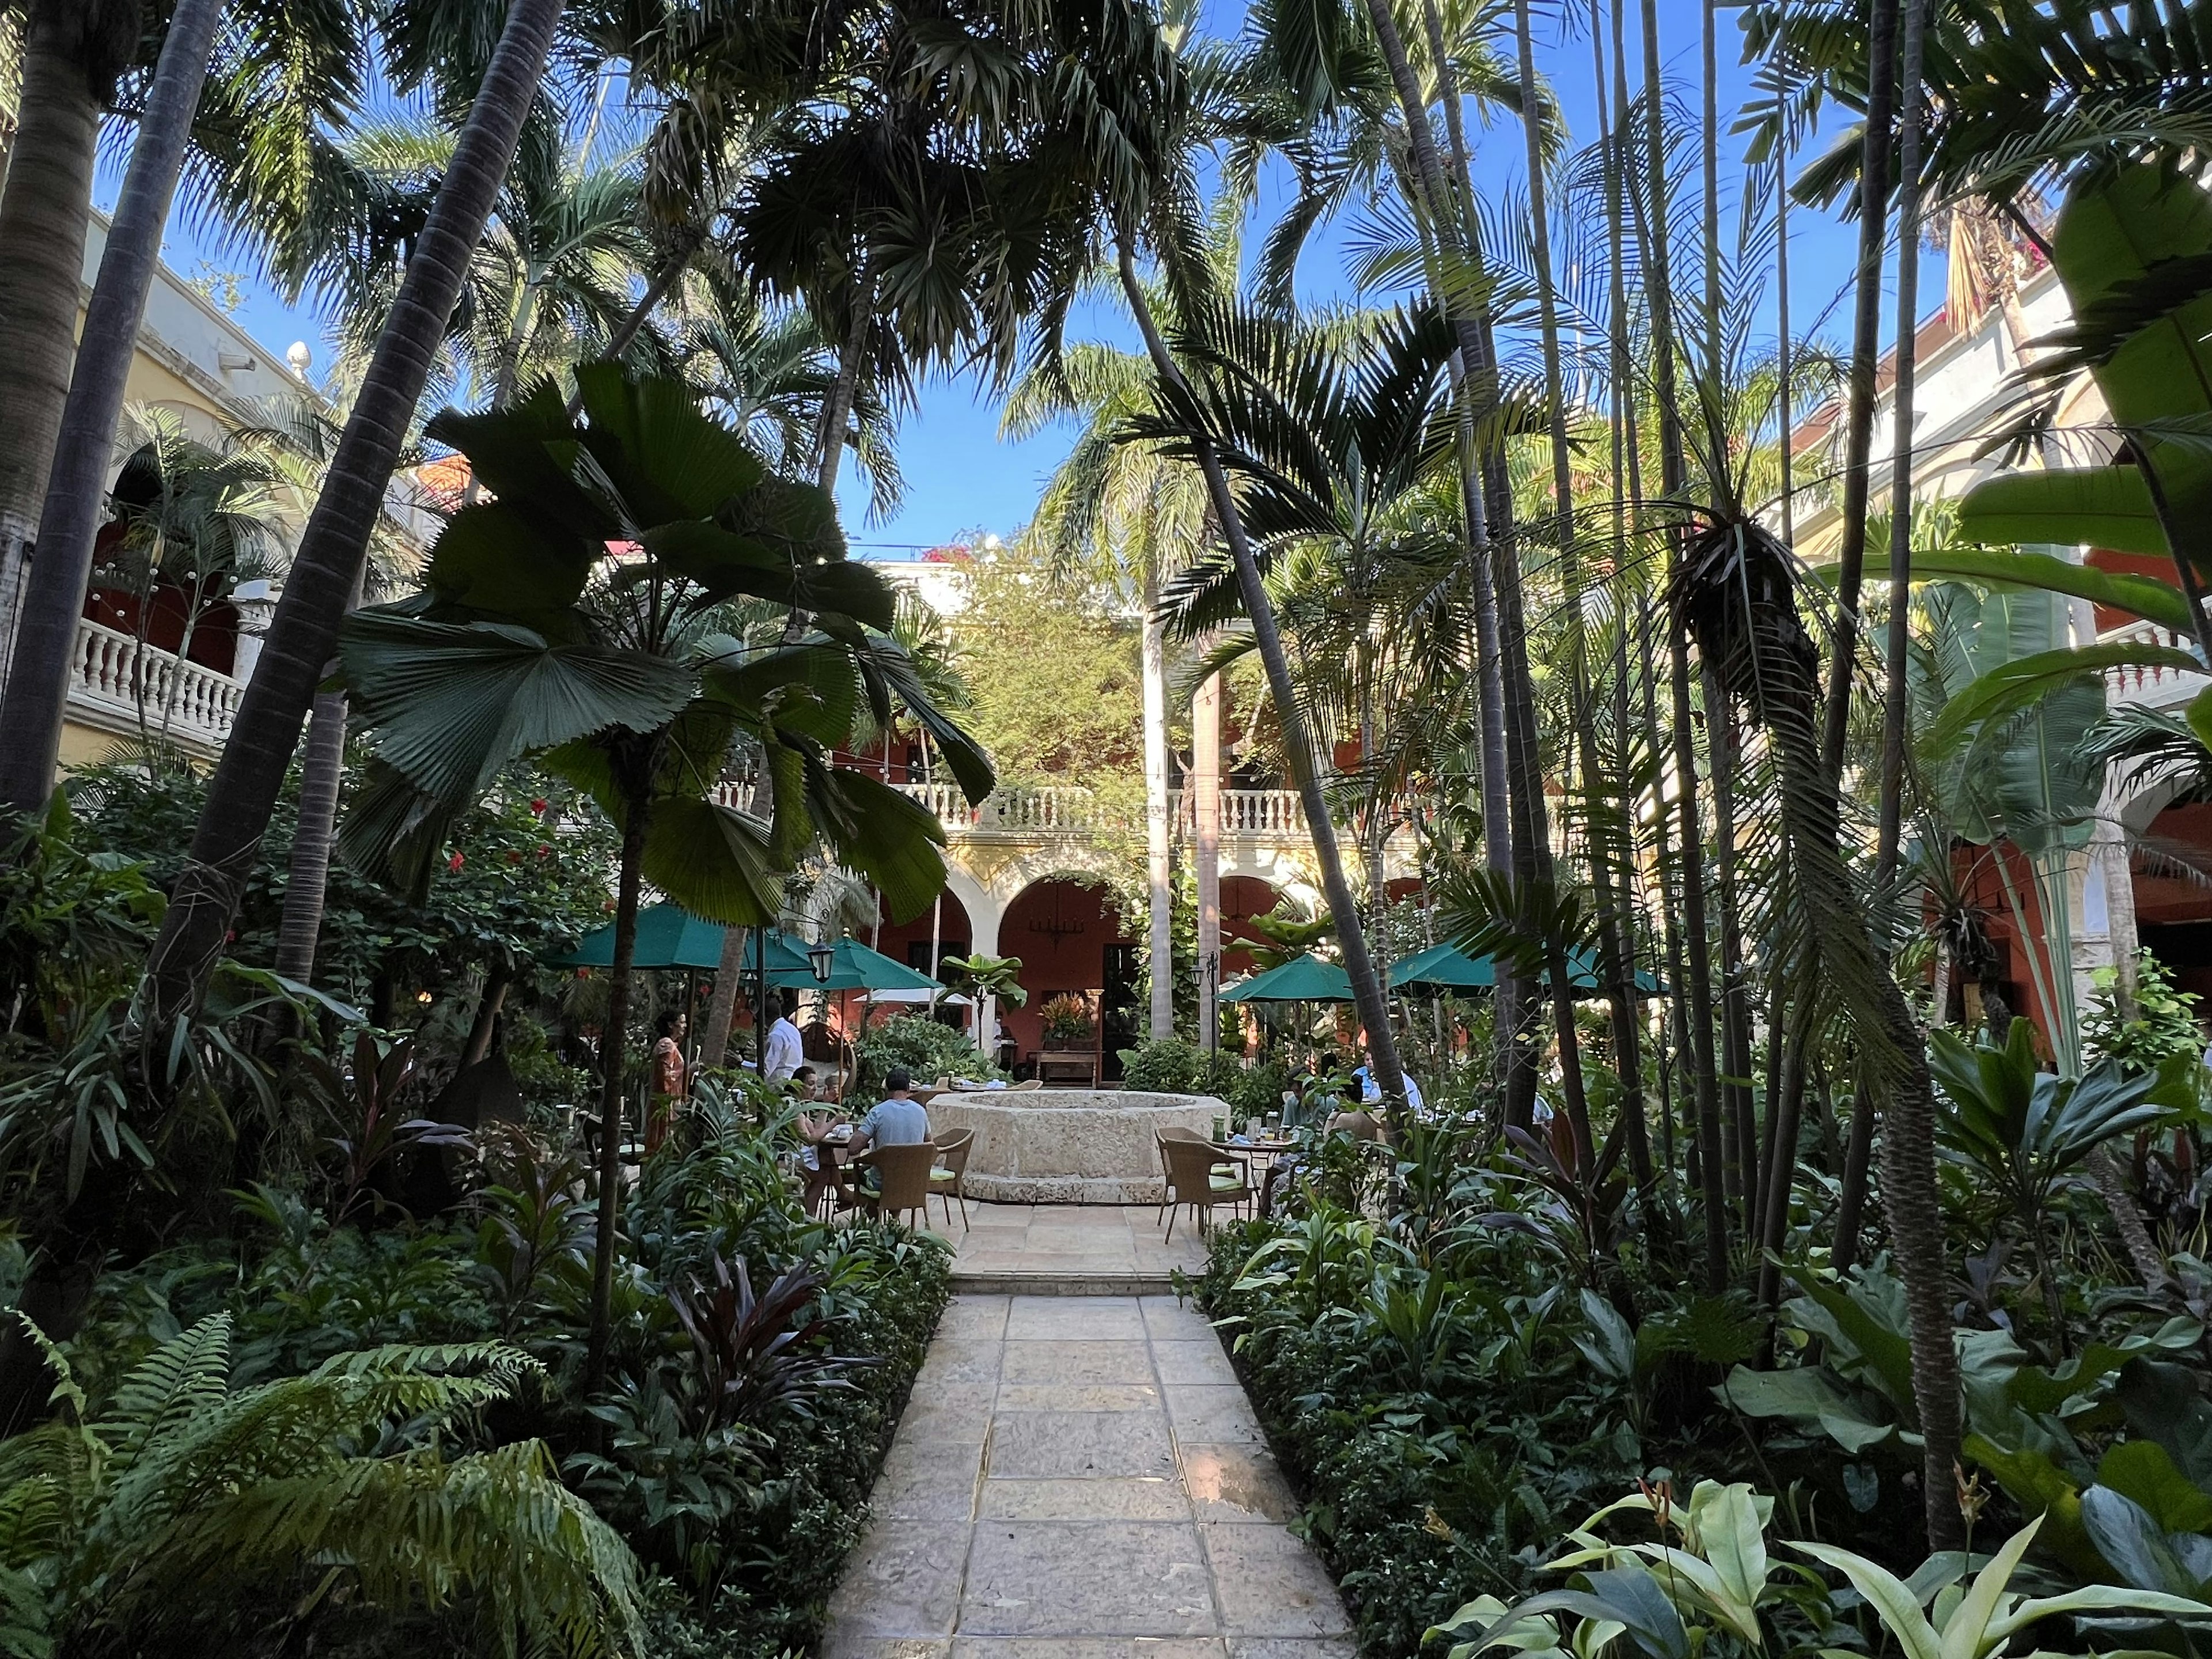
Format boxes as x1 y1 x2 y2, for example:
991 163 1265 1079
1115 276 1415 1105
0 0 225 815
141 0 566 1025
1005 324 1217 1043
336 366 989 1387
0 0 143 643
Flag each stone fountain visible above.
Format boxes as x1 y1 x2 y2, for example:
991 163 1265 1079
927 1089 1229 1204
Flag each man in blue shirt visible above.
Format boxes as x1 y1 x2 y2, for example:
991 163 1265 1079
850 1069 930 1154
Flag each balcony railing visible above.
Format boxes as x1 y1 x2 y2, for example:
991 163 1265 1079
2101 619 2209 710
67 616 244 753
887 782 1309 839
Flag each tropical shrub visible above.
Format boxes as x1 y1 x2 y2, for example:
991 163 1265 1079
0 1314 643 1657
1431 1478 2211 1659
853 1013 999 1094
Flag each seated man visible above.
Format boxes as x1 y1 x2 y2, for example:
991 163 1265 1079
846 1069 930 1194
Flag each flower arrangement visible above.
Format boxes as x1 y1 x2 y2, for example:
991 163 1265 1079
1037 993 1094 1047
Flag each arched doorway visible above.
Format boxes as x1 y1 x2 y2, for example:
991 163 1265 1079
847 887 976 1048
1221 876 1283 976
1001 877 1134 1081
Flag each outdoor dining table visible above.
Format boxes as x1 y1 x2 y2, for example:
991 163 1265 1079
1210 1138 1296 1218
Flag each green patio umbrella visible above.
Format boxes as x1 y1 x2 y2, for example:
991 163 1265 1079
1220 953 1356 1003
1388 942 1496 990
768 936 943 993
1551 948 1664 998
546 902 805 971
1384 941 1662 998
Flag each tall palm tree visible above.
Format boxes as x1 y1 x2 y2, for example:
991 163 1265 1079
0 0 383 662
0 0 143 643
0 0 224 813
1005 327 1216 1042
143 0 567 1023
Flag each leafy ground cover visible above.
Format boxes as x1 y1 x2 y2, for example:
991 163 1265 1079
0 1089 948 1657
1199 1111 2212 1659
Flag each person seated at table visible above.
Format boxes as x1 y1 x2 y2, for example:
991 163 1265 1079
848 1069 929 1154
1350 1033 1425 1116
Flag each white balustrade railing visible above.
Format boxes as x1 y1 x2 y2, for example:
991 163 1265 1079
886 782 1308 839
68 616 244 749
2101 619 2209 710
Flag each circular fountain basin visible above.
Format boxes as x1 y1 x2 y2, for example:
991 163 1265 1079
928 1089 1228 1204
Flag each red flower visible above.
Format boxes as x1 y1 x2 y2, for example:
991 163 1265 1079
530 798 548 815
448 851 465 872
506 849 522 863
537 844 552 859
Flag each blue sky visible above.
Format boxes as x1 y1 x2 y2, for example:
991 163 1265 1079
124 1 1897 559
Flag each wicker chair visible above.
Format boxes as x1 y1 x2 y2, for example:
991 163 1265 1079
839 1141 938 1230
1159 1134 1251 1240
929 1127 975 1230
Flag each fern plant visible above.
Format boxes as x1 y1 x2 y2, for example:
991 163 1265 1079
0 1313 642 1657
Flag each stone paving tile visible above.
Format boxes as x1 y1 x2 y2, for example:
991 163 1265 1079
1001 1340 1154 1385
1198 1525 1352 1639
995 1383 1162 1412
1163 1384 1265 1445
1006 1296 1148 1341
1150 1340 1239 1385
961 1521 1215 1636
824 1518 970 1639
977 1476 1192 1522
952 1638 1228 1659
1178 1443 1300 1524
986 1410 1179 1479
823 1273 1346 1657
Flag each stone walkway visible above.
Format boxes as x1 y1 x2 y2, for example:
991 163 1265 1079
821 1291 1353 1659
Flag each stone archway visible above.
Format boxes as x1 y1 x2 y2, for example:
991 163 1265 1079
998 875 1134 1080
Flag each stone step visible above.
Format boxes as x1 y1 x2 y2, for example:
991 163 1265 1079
950 1270 1188 1296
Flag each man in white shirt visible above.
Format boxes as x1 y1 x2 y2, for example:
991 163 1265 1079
1353 1053 1425 1115
762 991 805 1083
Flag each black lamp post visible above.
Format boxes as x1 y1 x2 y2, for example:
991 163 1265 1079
808 939 836 983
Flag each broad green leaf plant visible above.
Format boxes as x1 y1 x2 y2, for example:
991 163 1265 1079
1430 1479 2211 1659
336 361 994 1387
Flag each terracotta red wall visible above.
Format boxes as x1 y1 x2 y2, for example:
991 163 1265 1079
999 880 1128 1060
2085 548 2178 635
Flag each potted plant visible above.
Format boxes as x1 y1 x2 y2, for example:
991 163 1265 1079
1035 993 1098 1084
1039 993 1094 1047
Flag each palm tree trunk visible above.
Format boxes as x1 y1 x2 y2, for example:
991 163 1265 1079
1637 0 1725 1266
1142 565 1175 1040
1504 0 1599 1173
1403 0 1551 1139
1114 236 1408 1109
1819 0 1902 775
0 0 113 673
1871 0 1965 1555
0 0 223 813
275 691 349 983
816 283 872 497
585 799 650 1396
1194 671 1222 1049
273 572 369 988
143 0 566 1024
1706 683 1756 1222
1592 0 1653 1190
1673 634 1729 1290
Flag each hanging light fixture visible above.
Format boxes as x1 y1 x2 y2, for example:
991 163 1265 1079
807 938 836 983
